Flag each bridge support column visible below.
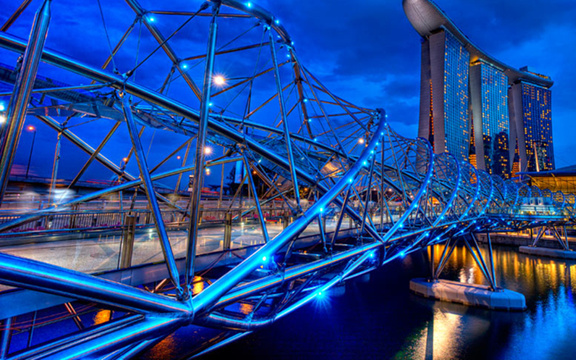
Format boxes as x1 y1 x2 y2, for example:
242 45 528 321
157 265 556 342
186 2 221 290
412 233 525 311
0 0 51 203
520 225 575 259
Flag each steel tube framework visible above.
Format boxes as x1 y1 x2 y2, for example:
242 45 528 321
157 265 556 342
0 0 572 358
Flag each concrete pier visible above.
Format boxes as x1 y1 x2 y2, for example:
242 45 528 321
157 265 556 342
519 246 576 260
410 278 526 311
476 233 576 251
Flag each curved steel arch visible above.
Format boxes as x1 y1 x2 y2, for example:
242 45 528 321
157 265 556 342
0 1 571 358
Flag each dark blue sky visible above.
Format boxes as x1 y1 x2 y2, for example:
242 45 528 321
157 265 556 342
260 0 576 167
1 0 574 184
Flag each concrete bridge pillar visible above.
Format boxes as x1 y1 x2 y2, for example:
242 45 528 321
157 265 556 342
410 233 526 311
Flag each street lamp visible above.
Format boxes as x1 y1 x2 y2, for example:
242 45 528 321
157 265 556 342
213 75 226 86
25 125 36 179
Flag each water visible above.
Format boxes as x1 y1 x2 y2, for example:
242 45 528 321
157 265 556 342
142 244 576 359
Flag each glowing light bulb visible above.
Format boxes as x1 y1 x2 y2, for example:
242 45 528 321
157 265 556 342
213 75 226 86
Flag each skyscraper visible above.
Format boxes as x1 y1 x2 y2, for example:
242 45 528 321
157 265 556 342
470 60 510 178
509 78 554 172
403 0 554 176
418 29 470 161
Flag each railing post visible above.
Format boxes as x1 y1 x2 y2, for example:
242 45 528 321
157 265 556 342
120 215 136 269
223 212 232 250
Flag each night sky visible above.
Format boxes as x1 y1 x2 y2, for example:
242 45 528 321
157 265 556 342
0 0 574 183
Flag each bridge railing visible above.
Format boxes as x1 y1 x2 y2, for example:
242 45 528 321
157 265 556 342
0 202 296 236
485 204 565 217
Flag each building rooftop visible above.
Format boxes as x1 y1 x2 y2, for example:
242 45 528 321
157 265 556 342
403 0 554 88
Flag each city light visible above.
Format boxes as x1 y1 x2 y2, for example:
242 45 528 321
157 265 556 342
213 75 226 86
0 1 570 356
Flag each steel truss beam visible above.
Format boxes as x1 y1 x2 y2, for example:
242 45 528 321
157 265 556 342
0 1 572 358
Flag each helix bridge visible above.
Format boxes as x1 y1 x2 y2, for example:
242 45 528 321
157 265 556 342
0 0 574 358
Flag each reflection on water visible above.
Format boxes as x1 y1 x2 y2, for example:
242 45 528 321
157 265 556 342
172 244 576 360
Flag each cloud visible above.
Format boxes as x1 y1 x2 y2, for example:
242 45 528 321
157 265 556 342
0 0 572 174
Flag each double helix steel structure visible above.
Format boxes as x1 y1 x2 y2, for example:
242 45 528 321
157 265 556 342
0 0 574 358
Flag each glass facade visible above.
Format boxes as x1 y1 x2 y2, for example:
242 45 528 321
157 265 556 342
477 62 510 178
521 82 554 171
442 31 470 161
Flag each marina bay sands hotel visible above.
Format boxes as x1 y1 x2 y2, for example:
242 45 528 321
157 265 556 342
403 0 554 177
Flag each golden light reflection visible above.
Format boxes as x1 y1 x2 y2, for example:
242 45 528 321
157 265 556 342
147 334 177 359
403 244 576 359
93 309 112 326
192 276 205 296
239 302 254 315
403 308 463 359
